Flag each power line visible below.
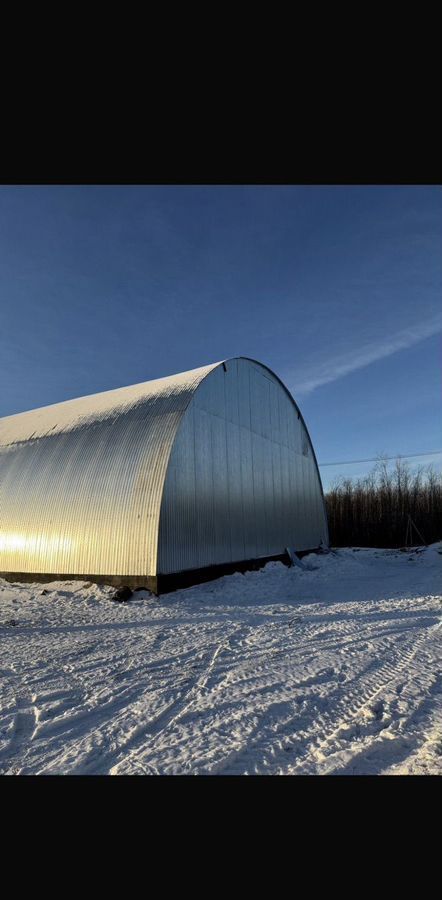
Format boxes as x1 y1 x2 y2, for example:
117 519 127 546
318 450 442 467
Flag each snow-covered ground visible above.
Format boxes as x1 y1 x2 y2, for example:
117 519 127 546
0 544 441 775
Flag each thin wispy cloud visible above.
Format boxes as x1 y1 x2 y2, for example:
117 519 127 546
292 313 442 396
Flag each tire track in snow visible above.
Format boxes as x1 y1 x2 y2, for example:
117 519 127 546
1 546 440 775
279 621 441 775
206 620 441 775
330 673 442 775
43 632 231 775
0 694 40 774
304 622 442 769
102 625 247 775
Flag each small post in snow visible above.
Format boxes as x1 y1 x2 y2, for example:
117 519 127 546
285 547 307 569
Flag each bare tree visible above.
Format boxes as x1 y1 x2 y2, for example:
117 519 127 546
325 458 442 547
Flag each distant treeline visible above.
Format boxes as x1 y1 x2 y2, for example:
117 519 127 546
325 459 442 548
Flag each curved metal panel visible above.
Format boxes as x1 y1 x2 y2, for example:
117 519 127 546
0 363 218 577
1 356 329 583
157 358 329 574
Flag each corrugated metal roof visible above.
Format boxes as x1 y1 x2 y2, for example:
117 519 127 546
0 362 220 577
0 363 220 444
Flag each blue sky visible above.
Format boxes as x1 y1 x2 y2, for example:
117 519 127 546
0 185 440 490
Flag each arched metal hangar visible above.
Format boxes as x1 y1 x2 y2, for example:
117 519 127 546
0 358 329 592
